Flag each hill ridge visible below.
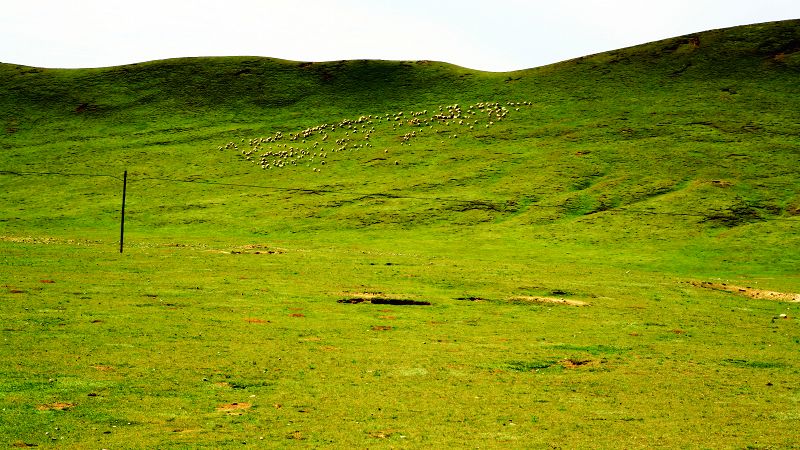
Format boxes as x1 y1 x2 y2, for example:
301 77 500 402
2 19 799 72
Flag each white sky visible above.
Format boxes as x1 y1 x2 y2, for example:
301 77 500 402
1 0 798 72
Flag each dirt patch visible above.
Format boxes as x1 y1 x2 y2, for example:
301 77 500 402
339 297 430 306
372 325 392 331
711 179 733 188
338 292 430 305
241 244 285 254
289 313 305 318
509 296 590 307
690 281 800 302
92 365 115 372
287 430 306 440
220 244 286 255
244 318 270 324
216 402 251 413
375 298 429 305
369 429 400 439
339 292 388 300
36 402 75 411
560 358 597 369
455 296 487 302
338 298 369 304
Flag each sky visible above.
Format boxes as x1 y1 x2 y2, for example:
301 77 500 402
1 0 798 72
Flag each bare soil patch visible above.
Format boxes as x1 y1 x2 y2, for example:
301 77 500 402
369 429 400 439
244 318 270 324
509 296 590 307
210 244 286 255
216 402 251 414
337 291 393 300
710 179 733 188
560 358 598 369
338 291 430 305
690 281 800 302
287 430 306 440
231 244 285 255
36 402 75 411
455 296 487 302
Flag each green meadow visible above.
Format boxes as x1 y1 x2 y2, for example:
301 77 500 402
1 20 799 447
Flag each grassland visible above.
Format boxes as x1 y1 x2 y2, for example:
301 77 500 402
1 20 799 448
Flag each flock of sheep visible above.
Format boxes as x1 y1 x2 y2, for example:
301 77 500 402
218 101 533 172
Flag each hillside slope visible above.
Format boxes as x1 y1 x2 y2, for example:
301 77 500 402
1 19 799 278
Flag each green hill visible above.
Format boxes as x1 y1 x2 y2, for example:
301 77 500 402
2 19 798 275
1 19 799 448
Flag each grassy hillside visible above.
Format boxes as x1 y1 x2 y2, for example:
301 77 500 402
1 19 799 448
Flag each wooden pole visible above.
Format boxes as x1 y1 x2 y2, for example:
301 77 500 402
120 170 127 253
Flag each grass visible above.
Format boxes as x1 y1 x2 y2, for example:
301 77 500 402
3 240 797 447
1 19 799 448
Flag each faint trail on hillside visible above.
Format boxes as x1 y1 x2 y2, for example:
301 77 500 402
0 170 123 180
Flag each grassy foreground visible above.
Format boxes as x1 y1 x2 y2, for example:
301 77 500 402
1 20 799 447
